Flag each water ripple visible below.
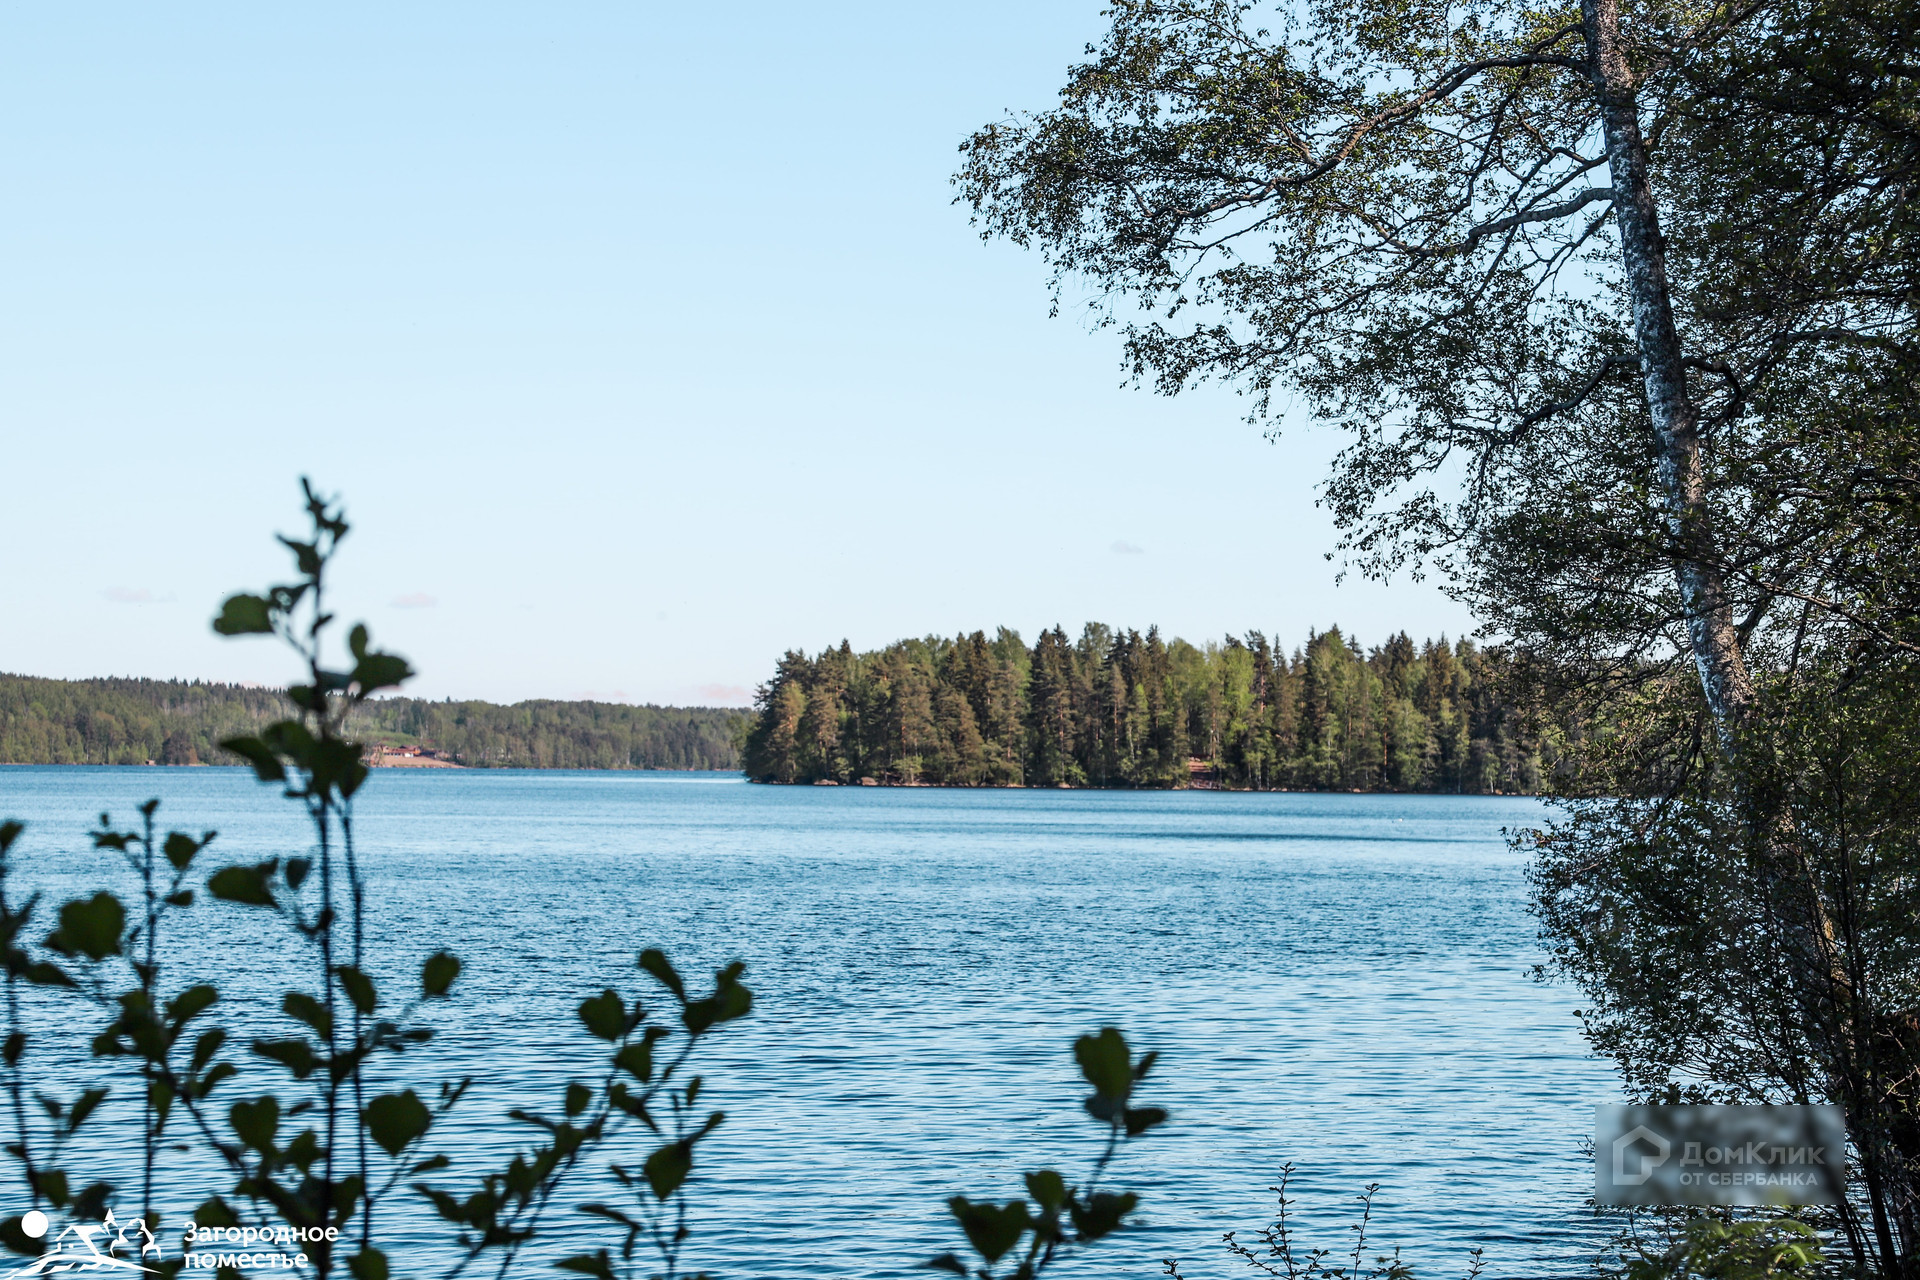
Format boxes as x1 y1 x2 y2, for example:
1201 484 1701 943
0 768 1619 1279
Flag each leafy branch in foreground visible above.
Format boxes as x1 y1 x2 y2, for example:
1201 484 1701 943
925 1027 1165 1279
419 948 751 1280
1618 1217 1823 1280
0 480 1179 1280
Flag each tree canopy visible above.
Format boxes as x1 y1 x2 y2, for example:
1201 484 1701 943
957 0 1920 731
742 624 1543 792
0 674 746 771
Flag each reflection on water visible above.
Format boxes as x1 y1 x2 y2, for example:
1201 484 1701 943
0 767 1617 1278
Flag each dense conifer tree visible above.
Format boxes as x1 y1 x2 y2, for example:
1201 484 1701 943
741 624 1543 791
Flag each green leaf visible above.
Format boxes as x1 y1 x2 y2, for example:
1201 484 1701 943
278 535 322 577
207 863 276 906
0 1215 46 1258
219 735 286 783
364 1090 432 1157
638 948 685 999
1123 1106 1168 1136
198 1062 237 1098
191 1029 227 1075
564 1083 592 1117
1074 1027 1133 1101
412 1185 463 1224
21 962 73 988
347 1248 390 1280
308 736 369 800
613 1036 659 1083
577 989 626 1041
921 1255 967 1274
421 950 460 998
0 820 20 856
1024 1169 1067 1213
212 593 275 636
643 1140 693 1200
2 1033 22 1067
949 1197 1030 1264
168 985 219 1026
352 653 413 696
163 831 210 870
32 1170 68 1209
683 963 751 1035
69 1184 109 1222
577 1203 638 1228
259 720 318 770
229 1095 280 1152
1068 1191 1138 1241
164 890 194 908
68 1087 107 1132
252 1038 318 1079
284 858 312 891
283 991 332 1039
555 1250 616 1280
149 1078 174 1129
49 892 126 961
607 1083 654 1125
336 966 377 1015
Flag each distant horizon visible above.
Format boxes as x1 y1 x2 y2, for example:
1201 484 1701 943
1 614 1492 713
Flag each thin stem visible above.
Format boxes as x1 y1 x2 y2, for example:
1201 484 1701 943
344 807 371 1250
316 795 338 1267
140 805 158 1224
0 844 43 1209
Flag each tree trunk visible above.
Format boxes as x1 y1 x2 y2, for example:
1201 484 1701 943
1579 8 1911 1268
1581 0 1754 734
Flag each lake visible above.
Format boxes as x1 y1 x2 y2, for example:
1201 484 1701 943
0 767 1619 1278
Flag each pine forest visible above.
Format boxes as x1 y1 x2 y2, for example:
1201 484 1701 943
742 625 1544 792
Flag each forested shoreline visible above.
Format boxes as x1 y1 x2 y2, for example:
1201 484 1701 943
4 628 1546 789
0 674 746 770
742 625 1546 792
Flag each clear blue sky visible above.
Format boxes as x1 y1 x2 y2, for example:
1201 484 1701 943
0 3 1476 706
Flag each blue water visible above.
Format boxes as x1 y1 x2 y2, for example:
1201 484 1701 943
0 767 1618 1278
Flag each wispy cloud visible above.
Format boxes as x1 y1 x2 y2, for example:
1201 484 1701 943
390 592 438 609
697 683 753 706
102 587 174 605
1110 540 1146 555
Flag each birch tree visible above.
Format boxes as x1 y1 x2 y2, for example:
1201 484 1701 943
955 0 1920 737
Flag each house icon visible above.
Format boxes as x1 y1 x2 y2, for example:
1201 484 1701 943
1613 1124 1671 1186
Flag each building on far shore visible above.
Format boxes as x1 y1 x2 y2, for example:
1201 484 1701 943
366 744 462 769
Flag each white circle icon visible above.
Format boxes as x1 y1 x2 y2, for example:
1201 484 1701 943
20 1210 48 1239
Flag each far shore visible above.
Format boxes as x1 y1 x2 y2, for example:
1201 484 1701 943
368 751 463 769
0 762 1538 795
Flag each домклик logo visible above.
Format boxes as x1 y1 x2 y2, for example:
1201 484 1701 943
1596 1104 1847 1207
